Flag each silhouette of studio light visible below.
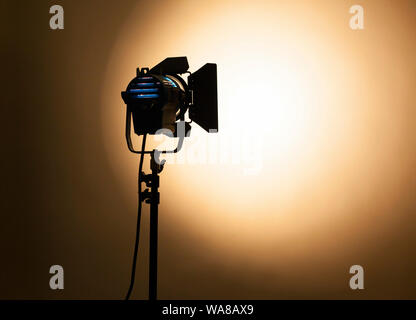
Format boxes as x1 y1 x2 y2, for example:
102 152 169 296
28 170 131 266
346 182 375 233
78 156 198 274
121 57 218 301
121 57 218 137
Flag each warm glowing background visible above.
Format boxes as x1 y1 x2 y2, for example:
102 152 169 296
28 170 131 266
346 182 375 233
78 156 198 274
101 0 416 298
2 0 415 299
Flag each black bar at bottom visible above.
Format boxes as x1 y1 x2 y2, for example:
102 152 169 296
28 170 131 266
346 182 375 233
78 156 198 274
0 300 410 319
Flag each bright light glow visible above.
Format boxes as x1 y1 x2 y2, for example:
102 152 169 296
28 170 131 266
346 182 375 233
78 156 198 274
101 0 414 286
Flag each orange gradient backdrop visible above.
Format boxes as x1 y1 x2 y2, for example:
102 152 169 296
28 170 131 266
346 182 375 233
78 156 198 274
100 0 415 297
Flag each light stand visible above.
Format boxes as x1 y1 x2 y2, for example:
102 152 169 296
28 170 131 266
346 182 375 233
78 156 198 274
125 115 182 300
125 99 185 301
122 57 217 300
140 152 164 300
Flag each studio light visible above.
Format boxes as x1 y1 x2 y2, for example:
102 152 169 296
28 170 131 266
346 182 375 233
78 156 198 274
122 56 218 139
121 57 218 300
